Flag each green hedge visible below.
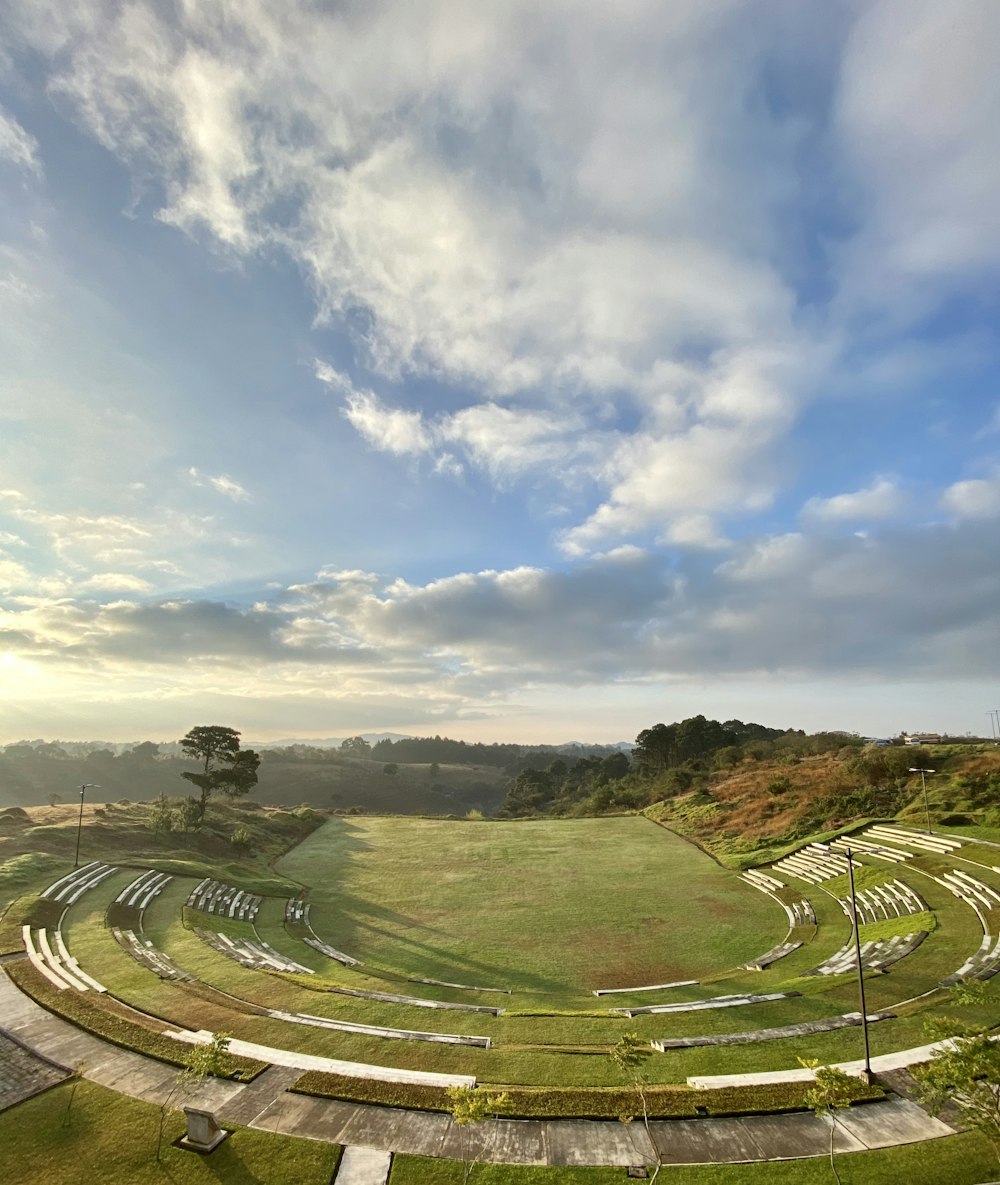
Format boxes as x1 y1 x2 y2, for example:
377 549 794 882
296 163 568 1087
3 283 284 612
291 1070 884 1119
6 960 267 1081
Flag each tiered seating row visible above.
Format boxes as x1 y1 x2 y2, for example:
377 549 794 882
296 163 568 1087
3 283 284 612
41 861 119 904
863 826 963 856
943 931 1000 984
22 926 107 993
186 879 261 921
830 836 912 862
738 872 815 929
938 871 1000 912
112 927 193 981
742 941 802 971
303 935 361 966
325 984 502 1015
770 843 857 884
740 870 784 891
805 930 927 976
196 929 314 975
651 1010 895 1050
262 1006 492 1047
834 879 927 926
614 990 799 1017
115 870 172 912
285 895 311 925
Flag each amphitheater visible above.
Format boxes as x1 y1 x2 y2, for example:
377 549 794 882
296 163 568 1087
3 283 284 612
3 812 1000 1182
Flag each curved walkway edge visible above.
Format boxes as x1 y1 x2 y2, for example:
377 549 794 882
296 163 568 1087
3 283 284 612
0 966 957 1168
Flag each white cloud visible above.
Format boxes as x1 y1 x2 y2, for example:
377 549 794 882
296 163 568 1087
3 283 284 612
81 573 155 594
835 0 1000 310
342 390 432 457
187 467 250 501
942 474 1000 520
802 479 905 523
0 106 41 175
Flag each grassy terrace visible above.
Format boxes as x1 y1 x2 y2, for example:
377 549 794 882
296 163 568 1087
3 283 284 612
10 816 990 1096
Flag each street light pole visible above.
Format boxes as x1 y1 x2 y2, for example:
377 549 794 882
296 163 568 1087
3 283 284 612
73 784 99 869
909 768 935 835
845 846 872 1084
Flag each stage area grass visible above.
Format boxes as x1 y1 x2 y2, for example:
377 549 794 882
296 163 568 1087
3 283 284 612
274 816 784 995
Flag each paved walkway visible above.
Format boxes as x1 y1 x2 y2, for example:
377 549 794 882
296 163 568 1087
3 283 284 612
0 966 958 1168
335 1146 392 1184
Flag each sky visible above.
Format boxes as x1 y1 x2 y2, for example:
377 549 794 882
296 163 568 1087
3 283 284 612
0 0 998 746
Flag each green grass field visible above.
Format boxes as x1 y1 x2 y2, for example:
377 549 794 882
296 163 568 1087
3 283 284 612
274 816 784 994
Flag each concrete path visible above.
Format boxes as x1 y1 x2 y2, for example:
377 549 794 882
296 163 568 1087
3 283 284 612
0 966 958 1168
335 1146 392 1184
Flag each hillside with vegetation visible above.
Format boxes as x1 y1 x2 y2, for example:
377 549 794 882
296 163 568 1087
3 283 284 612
497 715 1000 868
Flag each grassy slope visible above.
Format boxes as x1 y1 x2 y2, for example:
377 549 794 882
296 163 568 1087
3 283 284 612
0 1080 339 1185
645 744 1000 868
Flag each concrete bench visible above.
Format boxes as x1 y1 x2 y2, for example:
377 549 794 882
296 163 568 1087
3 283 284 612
614 991 799 1017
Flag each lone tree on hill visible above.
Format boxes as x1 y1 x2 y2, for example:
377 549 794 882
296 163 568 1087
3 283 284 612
180 726 260 821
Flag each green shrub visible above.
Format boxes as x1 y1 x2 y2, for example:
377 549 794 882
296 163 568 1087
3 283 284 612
291 1071 883 1119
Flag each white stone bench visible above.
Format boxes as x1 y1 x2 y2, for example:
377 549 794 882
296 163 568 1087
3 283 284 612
165 1029 477 1088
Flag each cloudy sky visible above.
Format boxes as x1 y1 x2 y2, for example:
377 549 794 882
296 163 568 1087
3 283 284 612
0 0 998 744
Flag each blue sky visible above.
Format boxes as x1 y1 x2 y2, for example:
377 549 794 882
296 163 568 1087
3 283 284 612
0 0 998 744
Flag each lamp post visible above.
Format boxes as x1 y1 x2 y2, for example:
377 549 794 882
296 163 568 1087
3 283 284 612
73 784 99 869
844 845 872 1084
908 768 935 835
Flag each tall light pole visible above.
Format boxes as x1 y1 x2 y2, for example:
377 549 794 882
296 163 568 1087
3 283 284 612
844 846 872 1084
73 784 99 869
909 767 935 835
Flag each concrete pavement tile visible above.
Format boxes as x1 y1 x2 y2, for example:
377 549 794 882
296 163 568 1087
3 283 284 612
334 1146 392 1185
545 1119 655 1166
380 1108 451 1156
837 1098 955 1148
254 1094 363 1142
650 1117 769 1165
736 1111 866 1160
446 1119 548 1165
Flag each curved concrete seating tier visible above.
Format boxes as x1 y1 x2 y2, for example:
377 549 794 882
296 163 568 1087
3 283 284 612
409 975 512 995
41 861 119 904
834 879 927 926
830 836 912 862
302 933 361 966
196 929 314 975
942 931 1000 984
324 984 503 1015
740 869 784 891
651 1010 895 1050
805 931 927 976
285 895 310 925
112 926 194 982
592 979 698 997
614 990 799 1017
22 925 107 993
940 871 1000 912
186 879 261 921
863 826 962 856
262 1006 492 1048
742 940 802 971
115 869 172 912
164 1027 477 1088
771 842 857 884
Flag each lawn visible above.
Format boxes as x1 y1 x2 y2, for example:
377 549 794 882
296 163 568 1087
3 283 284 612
389 1134 1000 1184
0 1079 340 1185
273 816 784 994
